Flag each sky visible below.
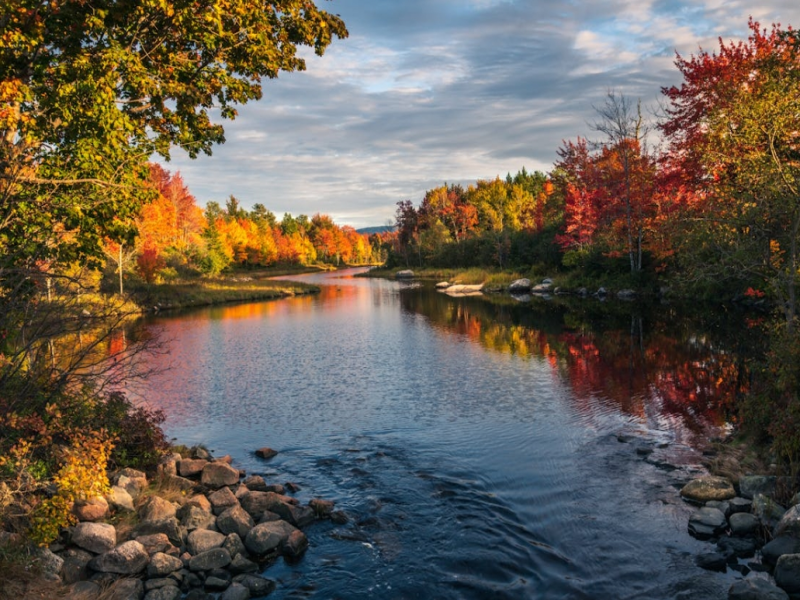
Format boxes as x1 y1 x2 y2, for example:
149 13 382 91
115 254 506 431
162 0 800 229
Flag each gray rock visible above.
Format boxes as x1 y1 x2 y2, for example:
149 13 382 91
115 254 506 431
89 541 149 575
204 576 230 591
132 517 183 547
688 507 727 540
681 476 736 503
179 505 217 532
147 552 183 577
162 475 196 493
395 270 414 279
753 494 786 530
143 586 181 600
201 463 240 488
69 580 101 597
222 533 247 560
775 505 800 538
220 583 251 600
508 278 531 293
156 453 181 477
617 289 636 300
208 487 239 515
763 536 800 566
113 469 148 500
232 574 276 597
729 512 760 537
694 551 727 572
60 547 94 584
728 578 789 600
145 578 179 591
242 476 269 492
36 547 64 581
139 496 177 522
282 529 308 558
108 578 145 600
179 459 208 478
706 500 731 517
184 590 212 600
730 497 753 514
190 446 211 460
775 553 800 593
740 476 777 500
186 529 226 555
244 520 298 556
530 282 552 294
717 536 756 559
106 486 135 512
72 522 117 554
188 548 231 572
229 554 258 575
217 506 254 539
134 533 172 556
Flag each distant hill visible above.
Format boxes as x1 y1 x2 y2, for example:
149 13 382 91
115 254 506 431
356 225 395 235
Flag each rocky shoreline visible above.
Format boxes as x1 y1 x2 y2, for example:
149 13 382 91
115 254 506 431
681 473 800 599
7 445 341 600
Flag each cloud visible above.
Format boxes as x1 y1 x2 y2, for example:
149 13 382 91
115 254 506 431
161 0 800 228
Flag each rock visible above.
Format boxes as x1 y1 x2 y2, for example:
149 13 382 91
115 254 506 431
232 574 276 597
395 270 414 279
728 578 789 600
145 578 179 591
60 547 94 584
113 469 148 500
681 476 736 503
217 506 254 539
202 462 240 488
156 453 181 477
258 510 281 523
753 494 786 530
775 553 800 594
617 289 636 300
730 497 753 514
596 287 607 296
213 455 233 464
730 512 760 537
147 552 183 577
139 496 177 522
187 529 226 555
190 446 211 460
179 505 217 532
577 287 588 297
184 590 212 600
694 551 727 572
208 487 239 515
775 504 800 538
108 578 145 600
106 486 135 512
435 281 450 289
282 530 308 558
762 536 800 566
135 533 172 556
706 500 732 517
188 548 231 572
204 575 230 591
220 582 250 600
73 496 109 522
508 279 531 293
243 476 267 492
331 510 349 524
740 476 777 500
309 498 335 518
179 459 208 478
36 547 64 580
244 520 298 556
688 507 727 540
444 284 483 295
254 447 278 460
185 494 212 513
132 518 183 548
285 482 301 493
229 554 258 575
89 541 149 575
72 522 117 554
143 587 181 600
717 536 756 559
222 533 247 560
69 581 101 597
162 475 197 493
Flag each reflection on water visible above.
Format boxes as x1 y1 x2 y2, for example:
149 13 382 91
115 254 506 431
132 269 757 599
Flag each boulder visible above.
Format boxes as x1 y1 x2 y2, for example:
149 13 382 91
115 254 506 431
717 536 756 559
729 497 753 514
70 581 101 597
188 548 231 572
36 547 64 581
395 270 414 279
309 498 335 518
179 459 208 478
508 279 531 293
162 475 197 493
706 500 731 517
254 448 278 460
184 494 212 513
106 486 135 512
282 530 308 558
244 520 298 556
179 505 217 532
113 469 148 500
108 578 145 600
694 551 727 572
680 476 736 503
145 578 179 591
139 496 177 522
740 475 777 500
72 522 117 554
147 552 183 577
243 476 268 492
204 575 230 591
59 547 93 584
728 578 789 600
530 283 552 294
688 507 727 540
209 487 239 515
444 284 483 295
775 553 800 594
220 582 250 600
213 455 233 464
775 505 800 538
222 533 247 560
763 536 800 566
73 496 109 522
435 282 450 289
190 446 211 460
753 494 786 530
134 533 172 556
132 518 183 548
89 541 149 575
156 453 181 477
729 512 760 537
232 574 276 597
229 553 258 575
201 463 240 488
186 529 226 555
217 506 254 539
143 586 181 600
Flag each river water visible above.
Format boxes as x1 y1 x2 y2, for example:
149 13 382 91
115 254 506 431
133 268 757 599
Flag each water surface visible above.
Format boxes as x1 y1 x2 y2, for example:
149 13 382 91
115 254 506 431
133 269 753 599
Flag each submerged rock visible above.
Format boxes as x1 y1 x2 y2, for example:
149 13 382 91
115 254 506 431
688 507 727 540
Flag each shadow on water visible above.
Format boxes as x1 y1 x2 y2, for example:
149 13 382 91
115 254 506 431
129 269 764 599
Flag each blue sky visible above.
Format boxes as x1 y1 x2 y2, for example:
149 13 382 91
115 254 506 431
162 0 800 228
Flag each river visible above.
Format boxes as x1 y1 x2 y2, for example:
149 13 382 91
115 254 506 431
132 268 757 599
